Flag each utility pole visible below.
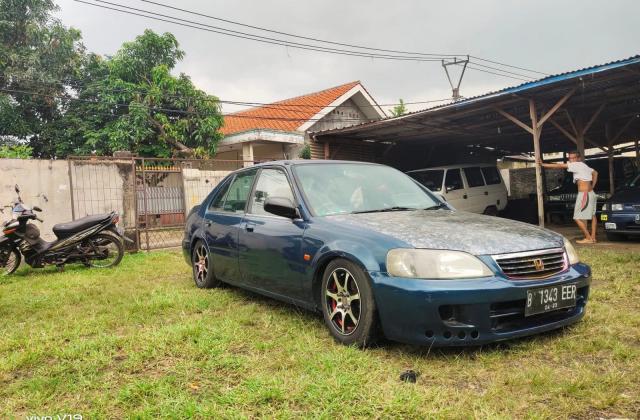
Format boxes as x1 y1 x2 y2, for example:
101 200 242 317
442 55 469 102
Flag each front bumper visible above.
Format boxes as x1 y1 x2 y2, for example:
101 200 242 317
369 263 591 346
601 211 640 235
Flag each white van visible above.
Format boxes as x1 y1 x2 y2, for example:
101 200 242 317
407 164 508 215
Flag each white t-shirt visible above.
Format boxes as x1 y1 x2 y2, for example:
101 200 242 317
567 161 593 183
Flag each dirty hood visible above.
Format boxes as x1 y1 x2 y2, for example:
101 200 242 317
326 210 564 256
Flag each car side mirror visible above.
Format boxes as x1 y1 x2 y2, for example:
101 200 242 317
264 197 300 219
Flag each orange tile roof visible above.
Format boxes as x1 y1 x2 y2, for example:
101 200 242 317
221 81 361 136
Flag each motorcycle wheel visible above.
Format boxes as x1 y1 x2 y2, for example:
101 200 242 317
84 233 124 268
0 248 21 276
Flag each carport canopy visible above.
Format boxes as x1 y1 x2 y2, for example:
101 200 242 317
313 56 640 226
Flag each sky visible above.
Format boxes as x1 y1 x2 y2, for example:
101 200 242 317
55 0 640 114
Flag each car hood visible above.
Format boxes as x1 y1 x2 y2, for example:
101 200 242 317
608 187 640 204
326 210 564 256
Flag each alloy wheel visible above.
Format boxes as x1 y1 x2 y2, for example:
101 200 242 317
193 244 209 286
324 267 361 335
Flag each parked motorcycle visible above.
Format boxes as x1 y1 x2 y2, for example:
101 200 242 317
0 185 125 275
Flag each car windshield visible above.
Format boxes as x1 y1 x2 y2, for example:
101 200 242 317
408 170 444 192
294 163 439 216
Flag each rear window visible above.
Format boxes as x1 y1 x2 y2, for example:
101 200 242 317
481 167 502 185
408 170 444 192
463 167 485 187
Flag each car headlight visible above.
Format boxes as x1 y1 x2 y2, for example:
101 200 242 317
563 237 579 265
386 249 493 279
547 195 563 202
602 203 608 211
611 203 624 211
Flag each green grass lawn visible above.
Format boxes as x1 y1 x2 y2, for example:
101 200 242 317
1 248 639 418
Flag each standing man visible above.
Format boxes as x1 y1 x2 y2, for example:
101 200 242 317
539 151 599 243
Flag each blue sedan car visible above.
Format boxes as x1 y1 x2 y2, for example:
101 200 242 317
600 172 640 241
183 161 590 347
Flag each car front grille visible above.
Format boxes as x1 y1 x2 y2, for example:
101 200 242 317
492 248 568 279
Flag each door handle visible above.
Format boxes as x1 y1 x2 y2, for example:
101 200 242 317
484 191 489 195
245 224 254 232
205 220 212 227
463 194 468 199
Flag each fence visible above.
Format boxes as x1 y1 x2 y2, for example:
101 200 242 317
67 156 248 251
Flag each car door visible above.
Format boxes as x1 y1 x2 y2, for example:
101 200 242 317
481 166 508 211
462 167 488 213
442 168 467 210
238 167 307 300
202 169 257 284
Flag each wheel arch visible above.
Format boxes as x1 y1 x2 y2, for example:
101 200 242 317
311 251 371 311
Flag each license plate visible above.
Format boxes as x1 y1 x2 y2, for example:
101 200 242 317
600 214 608 221
525 284 577 317
605 222 616 230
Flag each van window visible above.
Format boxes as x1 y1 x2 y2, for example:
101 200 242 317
409 170 444 192
444 169 463 191
481 167 502 185
464 167 485 188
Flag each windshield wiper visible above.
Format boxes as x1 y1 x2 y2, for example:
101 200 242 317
423 202 448 210
351 206 418 214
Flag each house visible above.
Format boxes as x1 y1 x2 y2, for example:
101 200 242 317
215 81 385 165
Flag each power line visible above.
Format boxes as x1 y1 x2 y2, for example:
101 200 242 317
137 0 547 76
5 75 454 111
76 0 543 83
137 0 463 59
0 87 389 123
470 55 549 76
77 0 448 62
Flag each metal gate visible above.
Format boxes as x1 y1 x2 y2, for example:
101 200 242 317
68 156 243 251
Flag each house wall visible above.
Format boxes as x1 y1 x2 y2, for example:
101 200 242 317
307 98 371 133
0 159 73 241
308 98 375 160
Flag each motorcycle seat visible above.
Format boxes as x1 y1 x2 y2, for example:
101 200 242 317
53 213 113 239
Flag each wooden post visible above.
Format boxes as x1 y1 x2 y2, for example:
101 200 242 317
608 149 615 195
530 99 545 227
323 142 330 160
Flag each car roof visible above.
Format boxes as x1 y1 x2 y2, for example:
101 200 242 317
407 163 497 172
252 159 380 167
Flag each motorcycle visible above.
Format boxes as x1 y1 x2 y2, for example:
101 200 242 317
0 185 126 275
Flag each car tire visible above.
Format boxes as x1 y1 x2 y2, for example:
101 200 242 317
605 232 626 242
192 240 222 289
483 206 498 216
320 258 378 347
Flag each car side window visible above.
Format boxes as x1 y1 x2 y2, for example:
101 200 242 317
464 167 485 188
481 167 502 185
208 178 233 212
213 170 257 213
444 169 463 192
250 168 295 215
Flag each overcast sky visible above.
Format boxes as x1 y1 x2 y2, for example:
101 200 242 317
56 0 640 114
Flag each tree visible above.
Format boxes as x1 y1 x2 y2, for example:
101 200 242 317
0 0 84 156
388 99 408 117
59 30 223 158
0 144 32 158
